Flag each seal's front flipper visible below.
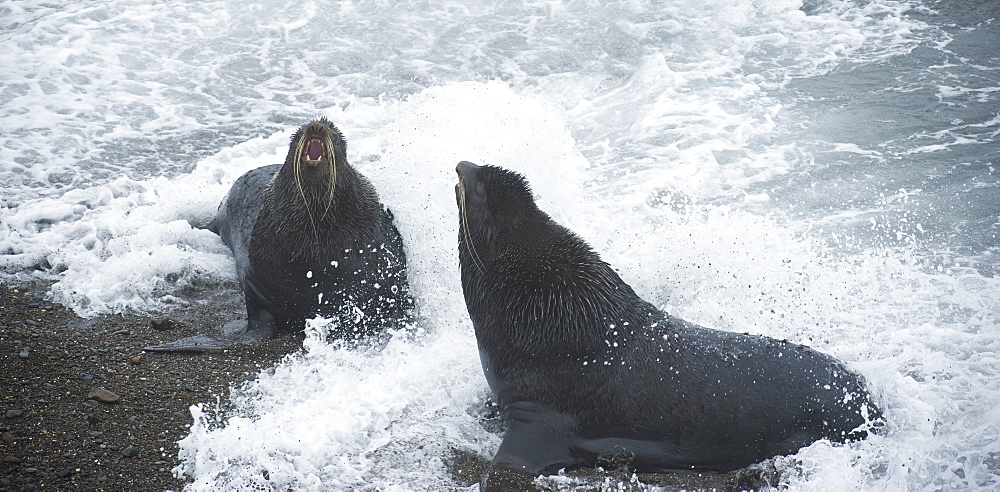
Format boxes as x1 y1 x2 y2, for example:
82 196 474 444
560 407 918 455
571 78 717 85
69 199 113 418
492 401 579 476
481 403 578 491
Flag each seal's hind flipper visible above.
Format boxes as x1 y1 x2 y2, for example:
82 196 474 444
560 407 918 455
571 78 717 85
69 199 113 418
143 334 244 352
143 319 273 352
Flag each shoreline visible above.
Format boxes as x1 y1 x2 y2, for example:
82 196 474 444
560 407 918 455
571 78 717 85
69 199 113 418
0 281 302 491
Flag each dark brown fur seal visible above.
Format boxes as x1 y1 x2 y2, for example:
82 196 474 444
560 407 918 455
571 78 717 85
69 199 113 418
454 161 882 483
145 119 412 351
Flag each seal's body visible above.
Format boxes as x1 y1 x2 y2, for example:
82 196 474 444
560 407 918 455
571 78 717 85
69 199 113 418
454 161 881 478
145 119 411 351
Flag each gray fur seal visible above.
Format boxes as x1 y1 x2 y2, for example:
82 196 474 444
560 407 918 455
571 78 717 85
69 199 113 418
146 119 412 351
454 160 881 486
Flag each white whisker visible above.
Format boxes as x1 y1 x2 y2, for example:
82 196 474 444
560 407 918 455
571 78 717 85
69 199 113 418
458 182 486 274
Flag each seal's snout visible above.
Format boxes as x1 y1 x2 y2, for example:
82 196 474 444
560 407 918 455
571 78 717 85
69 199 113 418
456 161 480 180
285 118 345 172
455 161 487 203
306 121 328 134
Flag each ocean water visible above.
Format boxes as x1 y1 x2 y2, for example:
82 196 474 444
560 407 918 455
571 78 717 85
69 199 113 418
2 0 998 490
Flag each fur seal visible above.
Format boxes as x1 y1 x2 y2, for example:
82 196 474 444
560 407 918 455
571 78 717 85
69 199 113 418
145 119 412 351
454 161 882 483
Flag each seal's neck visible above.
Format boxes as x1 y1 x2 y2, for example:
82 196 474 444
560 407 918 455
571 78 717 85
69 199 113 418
461 224 657 359
260 162 377 255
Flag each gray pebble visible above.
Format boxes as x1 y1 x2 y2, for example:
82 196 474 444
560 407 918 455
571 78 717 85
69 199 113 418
150 318 175 331
86 387 120 403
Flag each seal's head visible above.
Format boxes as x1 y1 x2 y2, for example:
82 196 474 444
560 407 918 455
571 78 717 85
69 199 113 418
286 117 346 179
282 118 348 229
454 160 654 355
455 161 544 272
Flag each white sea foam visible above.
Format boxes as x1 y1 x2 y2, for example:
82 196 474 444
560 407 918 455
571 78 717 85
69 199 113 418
1 130 282 315
180 319 490 491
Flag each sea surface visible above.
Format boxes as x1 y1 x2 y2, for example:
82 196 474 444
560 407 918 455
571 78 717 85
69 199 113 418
1 0 998 490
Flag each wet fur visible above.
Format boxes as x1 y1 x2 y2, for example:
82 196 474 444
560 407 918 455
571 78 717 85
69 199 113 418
455 161 882 476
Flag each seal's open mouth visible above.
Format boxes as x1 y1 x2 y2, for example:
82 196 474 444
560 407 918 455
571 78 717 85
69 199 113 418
304 138 325 166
